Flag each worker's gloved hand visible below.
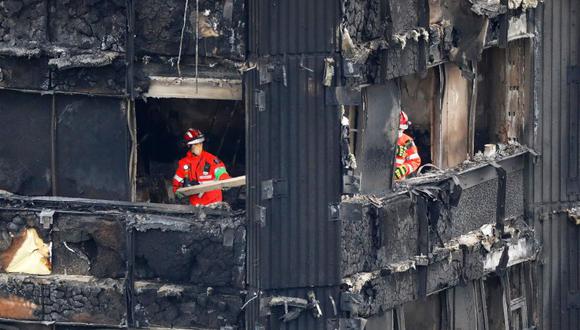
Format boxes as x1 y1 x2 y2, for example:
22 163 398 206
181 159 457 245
175 191 186 199
394 166 408 180
396 145 407 157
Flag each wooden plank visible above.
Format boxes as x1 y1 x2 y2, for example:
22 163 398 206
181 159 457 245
441 64 470 168
144 76 242 100
176 176 246 196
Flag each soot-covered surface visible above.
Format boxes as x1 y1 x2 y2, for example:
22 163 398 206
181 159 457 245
0 274 125 325
0 195 246 328
135 0 245 59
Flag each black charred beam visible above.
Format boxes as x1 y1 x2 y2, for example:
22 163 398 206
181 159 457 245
499 0 509 48
491 162 507 235
416 196 429 299
125 227 135 327
126 0 135 100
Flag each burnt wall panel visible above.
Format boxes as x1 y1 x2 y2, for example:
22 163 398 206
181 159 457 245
54 96 129 200
135 0 245 60
248 0 338 55
451 179 498 236
0 274 125 326
0 90 52 196
134 281 242 329
359 83 400 194
134 220 245 288
246 55 342 290
52 214 126 278
0 57 50 90
506 169 525 220
49 0 126 52
343 0 386 43
340 195 418 277
51 61 127 95
0 0 47 47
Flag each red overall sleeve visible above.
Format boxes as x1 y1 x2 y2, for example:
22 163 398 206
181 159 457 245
403 139 421 175
173 161 186 193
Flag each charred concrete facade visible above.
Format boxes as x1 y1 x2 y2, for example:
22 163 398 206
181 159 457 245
0 0 576 330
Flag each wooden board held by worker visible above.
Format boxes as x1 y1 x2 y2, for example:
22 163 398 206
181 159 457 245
176 176 246 196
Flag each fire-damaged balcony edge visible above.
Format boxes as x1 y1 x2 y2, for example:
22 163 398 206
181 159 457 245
342 222 538 318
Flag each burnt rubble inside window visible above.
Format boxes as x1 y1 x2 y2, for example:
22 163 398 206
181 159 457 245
135 98 245 209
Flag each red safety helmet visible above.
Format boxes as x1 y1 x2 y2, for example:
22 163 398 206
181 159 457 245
399 111 411 130
184 128 205 145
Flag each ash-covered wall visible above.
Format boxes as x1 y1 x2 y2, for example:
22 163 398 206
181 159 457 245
0 196 246 328
0 0 246 94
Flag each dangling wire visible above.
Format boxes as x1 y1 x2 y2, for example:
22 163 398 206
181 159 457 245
177 0 190 77
195 0 199 93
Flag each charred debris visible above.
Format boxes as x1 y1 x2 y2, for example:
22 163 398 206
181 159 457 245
0 0 550 329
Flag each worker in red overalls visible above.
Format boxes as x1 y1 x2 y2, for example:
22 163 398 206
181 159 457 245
173 128 230 205
394 111 421 180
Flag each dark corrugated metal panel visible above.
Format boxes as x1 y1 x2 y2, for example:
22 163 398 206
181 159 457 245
248 0 339 55
534 212 580 330
246 55 342 290
534 0 580 205
533 1 580 329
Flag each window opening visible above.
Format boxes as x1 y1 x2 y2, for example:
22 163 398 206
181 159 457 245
135 98 245 209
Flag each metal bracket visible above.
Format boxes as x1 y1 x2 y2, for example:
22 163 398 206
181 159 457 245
261 180 274 200
254 89 266 112
258 59 274 85
39 209 55 229
342 60 363 78
328 203 340 221
255 205 266 227
342 174 360 195
261 179 287 200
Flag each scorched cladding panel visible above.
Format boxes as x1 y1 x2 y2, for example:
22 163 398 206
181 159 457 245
54 96 130 200
0 90 52 196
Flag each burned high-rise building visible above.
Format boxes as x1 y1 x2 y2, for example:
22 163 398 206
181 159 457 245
0 0 577 329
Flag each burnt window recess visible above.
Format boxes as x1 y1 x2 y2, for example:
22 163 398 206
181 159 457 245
400 64 472 172
135 98 245 209
475 40 532 152
383 269 534 330
0 90 130 200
